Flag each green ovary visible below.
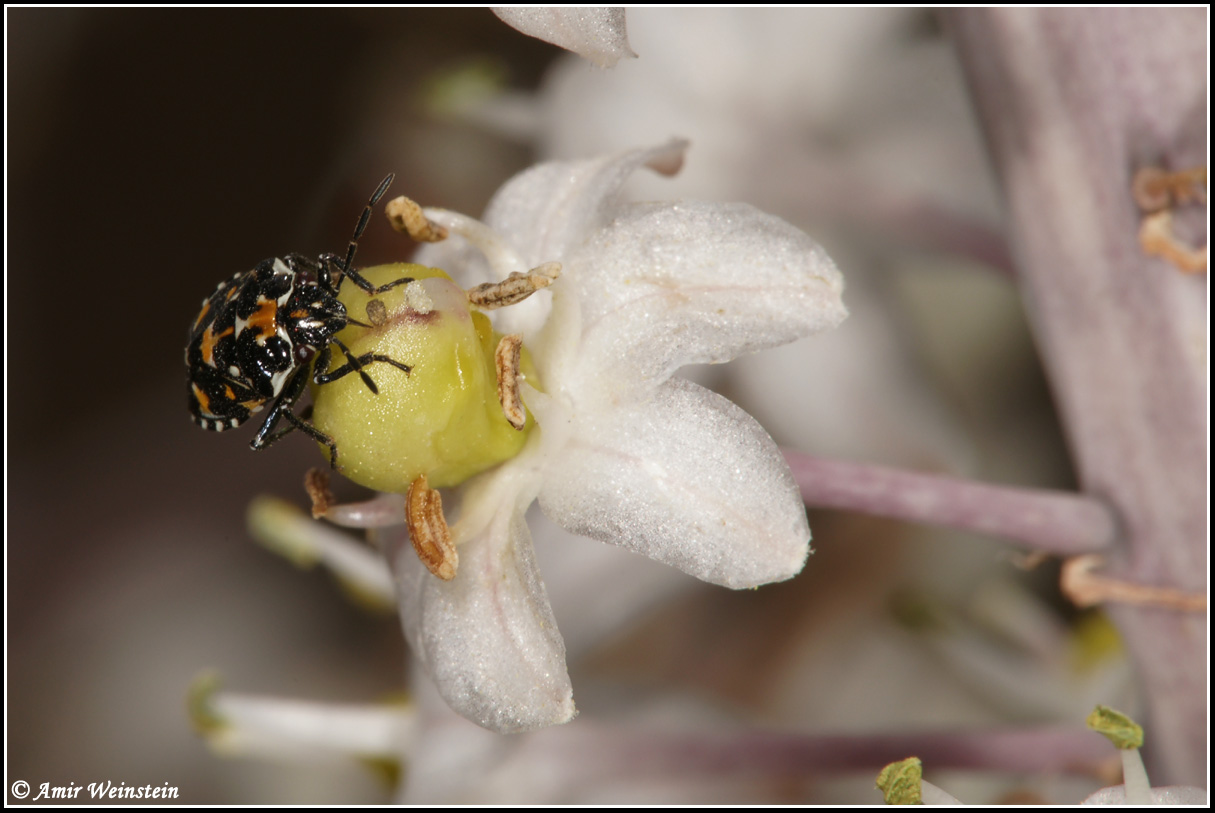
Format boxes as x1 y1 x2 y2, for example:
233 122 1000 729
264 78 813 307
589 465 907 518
309 263 534 492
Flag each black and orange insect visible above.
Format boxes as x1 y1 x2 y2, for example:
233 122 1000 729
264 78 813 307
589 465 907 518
185 175 412 463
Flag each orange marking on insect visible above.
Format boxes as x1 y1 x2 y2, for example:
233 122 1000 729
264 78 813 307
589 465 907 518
191 383 212 415
200 324 234 366
192 299 211 330
246 297 280 340
224 384 236 399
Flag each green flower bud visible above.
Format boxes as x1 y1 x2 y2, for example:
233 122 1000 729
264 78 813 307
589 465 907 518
310 263 534 492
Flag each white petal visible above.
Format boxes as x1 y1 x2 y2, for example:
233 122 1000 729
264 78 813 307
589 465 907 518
382 490 575 734
412 235 496 291
1082 785 1209 805
537 377 811 589
562 200 847 400
480 141 688 269
492 8 636 68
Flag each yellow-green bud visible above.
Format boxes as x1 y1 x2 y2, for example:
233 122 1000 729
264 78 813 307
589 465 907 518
1086 705 1144 750
876 757 924 805
310 263 535 492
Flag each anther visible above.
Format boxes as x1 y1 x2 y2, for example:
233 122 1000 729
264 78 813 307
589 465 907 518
365 298 388 327
385 196 449 243
1139 211 1207 274
304 468 335 519
1131 166 1207 274
407 475 457 581
467 262 562 310
1132 166 1207 213
495 334 527 430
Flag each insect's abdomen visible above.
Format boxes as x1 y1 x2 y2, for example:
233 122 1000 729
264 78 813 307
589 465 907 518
186 261 296 431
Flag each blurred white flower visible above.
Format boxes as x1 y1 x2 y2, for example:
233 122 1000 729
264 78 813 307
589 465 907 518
506 9 1004 475
378 140 847 733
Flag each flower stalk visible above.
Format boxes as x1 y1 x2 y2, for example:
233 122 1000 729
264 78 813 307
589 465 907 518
950 9 1207 784
784 450 1116 555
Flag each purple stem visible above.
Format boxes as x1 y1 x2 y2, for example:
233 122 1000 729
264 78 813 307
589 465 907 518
531 724 1111 783
948 9 1207 785
785 450 1116 555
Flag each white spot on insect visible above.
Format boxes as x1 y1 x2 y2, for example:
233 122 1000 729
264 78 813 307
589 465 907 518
272 258 291 276
229 365 240 376
268 367 292 397
230 418 240 428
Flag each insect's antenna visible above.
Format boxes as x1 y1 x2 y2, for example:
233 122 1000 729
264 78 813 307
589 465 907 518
341 173 395 273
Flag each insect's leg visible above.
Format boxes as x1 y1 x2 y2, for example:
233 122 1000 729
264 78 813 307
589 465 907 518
323 174 417 295
314 337 412 395
317 253 414 296
251 367 341 466
330 174 394 287
343 270 417 295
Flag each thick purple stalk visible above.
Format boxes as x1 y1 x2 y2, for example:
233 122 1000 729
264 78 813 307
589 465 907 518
948 9 1207 785
785 451 1116 555
521 724 1111 783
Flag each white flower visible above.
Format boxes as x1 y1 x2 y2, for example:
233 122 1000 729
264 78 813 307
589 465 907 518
379 140 847 733
492 7 635 68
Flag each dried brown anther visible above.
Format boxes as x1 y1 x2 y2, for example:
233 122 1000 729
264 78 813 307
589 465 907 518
365 298 388 327
386 196 449 243
1132 166 1207 213
1132 166 1207 274
1139 210 1207 274
495 334 527 430
1060 554 1206 612
304 468 335 519
467 262 562 310
407 475 457 580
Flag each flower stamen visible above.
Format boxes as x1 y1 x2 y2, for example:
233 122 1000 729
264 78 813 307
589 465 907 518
418 207 529 277
494 334 527 430
1061 554 1207 611
384 195 448 242
305 467 336 519
1132 166 1207 274
407 475 458 580
467 261 562 309
1138 210 1207 274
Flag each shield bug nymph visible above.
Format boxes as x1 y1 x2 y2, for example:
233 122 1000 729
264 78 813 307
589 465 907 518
185 174 412 465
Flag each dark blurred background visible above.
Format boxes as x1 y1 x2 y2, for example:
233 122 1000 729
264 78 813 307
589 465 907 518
8 9 556 803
